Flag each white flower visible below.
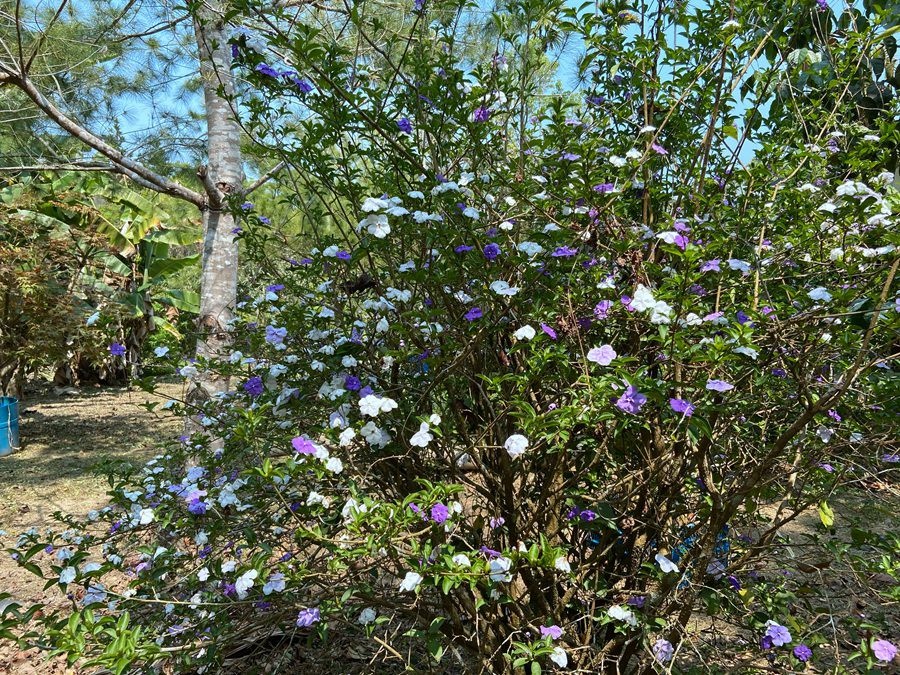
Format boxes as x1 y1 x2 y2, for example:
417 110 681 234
609 155 627 167
82 583 107 606
650 301 673 324
359 395 398 417
451 554 471 567
655 553 680 574
727 258 751 273
85 311 100 326
504 434 529 459
513 325 536 341
733 346 758 360
153 346 169 357
361 196 389 212
587 345 617 366
490 280 519 296
409 422 434 448
198 567 210 582
517 241 544 257
263 572 286 595
235 569 258 599
462 206 480 219
807 286 832 302
816 426 834 443
139 508 155 525
59 567 77 585
607 604 637 625
554 556 571 573
499 220 514 230
399 571 423 592
549 647 568 668
630 284 657 312
325 457 344 474
489 557 512 582
360 213 391 238
339 428 356 447
358 607 377 624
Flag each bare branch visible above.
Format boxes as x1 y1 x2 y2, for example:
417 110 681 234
1 72 205 207
23 0 70 75
243 161 286 196
0 163 116 172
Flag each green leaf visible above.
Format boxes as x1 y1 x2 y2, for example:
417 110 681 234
146 254 200 280
818 501 835 528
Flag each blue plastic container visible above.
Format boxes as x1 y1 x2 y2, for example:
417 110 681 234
0 397 20 457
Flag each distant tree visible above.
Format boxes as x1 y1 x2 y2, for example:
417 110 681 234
0 0 249 400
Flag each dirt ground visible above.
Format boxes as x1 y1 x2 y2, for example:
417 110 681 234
0 382 184 674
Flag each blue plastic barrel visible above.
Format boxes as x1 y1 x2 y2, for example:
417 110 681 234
0 397 20 456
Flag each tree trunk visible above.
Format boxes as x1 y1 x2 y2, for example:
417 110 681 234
192 4 242 400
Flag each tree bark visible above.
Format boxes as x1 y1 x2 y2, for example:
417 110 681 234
192 4 243 399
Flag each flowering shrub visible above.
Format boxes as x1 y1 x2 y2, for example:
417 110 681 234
3 0 899 672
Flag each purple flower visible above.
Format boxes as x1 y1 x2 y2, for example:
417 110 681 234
290 76 313 93
626 596 646 608
594 300 612 319
344 375 362 391
291 437 317 455
479 545 501 558
793 644 812 662
651 142 668 155
483 243 501 260
593 183 616 193
187 498 207 515
473 106 491 122
255 63 280 78
872 639 897 662
266 283 285 292
616 385 647 414
265 325 287 345
430 503 449 524
579 510 596 522
706 379 734 393
396 117 413 134
540 323 557 340
560 152 581 161
701 259 721 272
669 398 695 417
464 307 483 321
540 625 563 640
243 376 264 397
489 516 505 529
764 621 792 647
296 608 321 628
109 342 126 357
455 244 474 254
883 453 900 463
552 245 578 257
653 639 675 663
336 250 351 261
